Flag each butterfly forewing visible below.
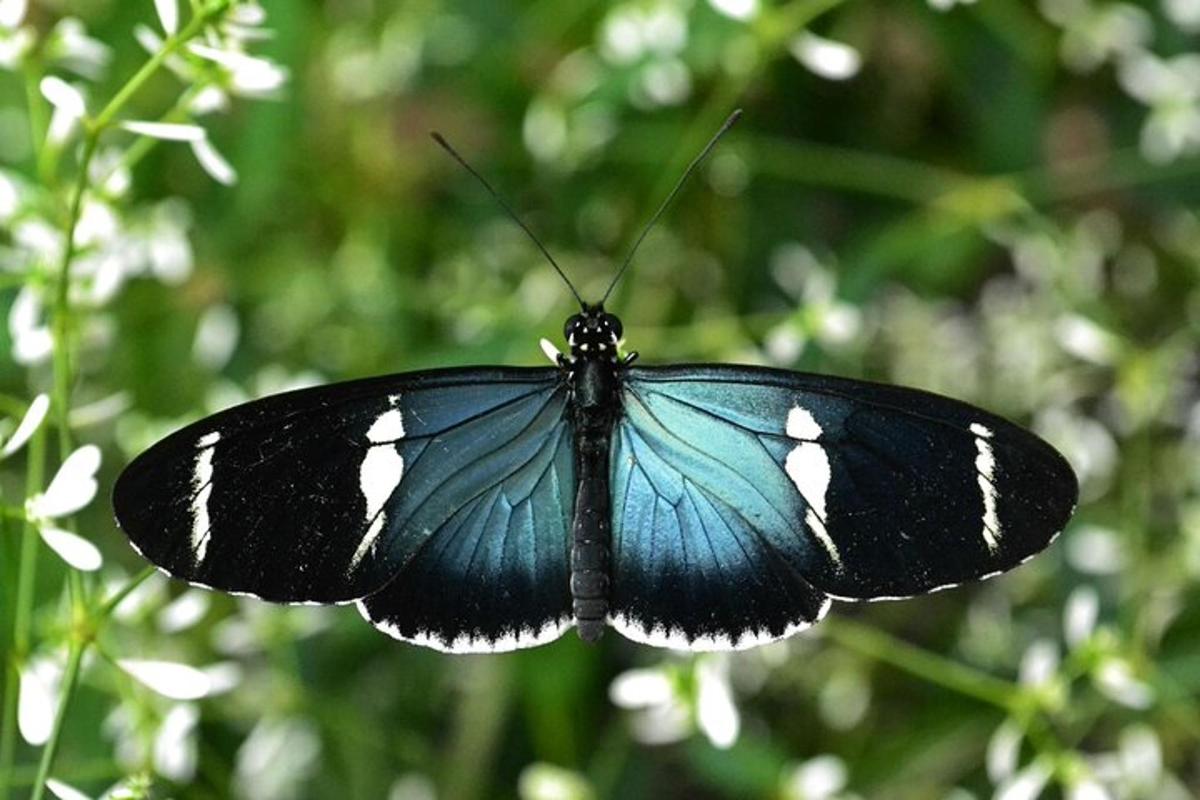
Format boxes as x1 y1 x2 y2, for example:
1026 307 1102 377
616 366 1077 607
113 367 573 628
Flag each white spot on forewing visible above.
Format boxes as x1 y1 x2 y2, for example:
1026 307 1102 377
971 423 1001 552
190 432 219 563
786 406 822 441
366 396 404 443
786 441 840 566
359 446 403 518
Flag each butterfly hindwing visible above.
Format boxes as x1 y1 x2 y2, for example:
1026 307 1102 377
114 368 575 651
612 365 1076 639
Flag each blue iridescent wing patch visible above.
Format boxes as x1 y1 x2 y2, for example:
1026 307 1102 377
611 365 1076 648
114 367 575 652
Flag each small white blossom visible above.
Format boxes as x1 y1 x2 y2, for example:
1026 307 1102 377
1117 52 1200 163
987 720 1023 782
782 755 849 800
2 393 49 457
609 667 674 708
1039 1 1151 73
28 444 102 519
154 0 178 37
789 32 861 80
0 0 26 29
190 137 237 185
45 779 92 800
117 658 212 700
1118 725 1162 790
1164 0 1200 31
45 18 111 80
157 589 211 633
994 758 1052 800
1094 659 1154 709
154 704 199 781
40 76 87 145
695 654 739 749
1019 638 1060 687
39 526 102 571
517 763 594 800
120 120 206 141
1065 525 1126 574
708 0 759 22
1067 779 1112 800
1064 586 1100 648
233 717 322 800
928 0 978 10
18 655 62 745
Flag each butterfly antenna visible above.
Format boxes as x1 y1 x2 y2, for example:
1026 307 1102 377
601 109 743 306
431 132 585 308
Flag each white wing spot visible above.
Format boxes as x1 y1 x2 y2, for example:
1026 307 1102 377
190 432 220 564
539 338 561 365
784 404 840 567
352 398 405 570
971 423 1001 552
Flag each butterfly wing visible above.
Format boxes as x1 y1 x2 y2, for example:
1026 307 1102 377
114 367 576 651
611 365 1076 649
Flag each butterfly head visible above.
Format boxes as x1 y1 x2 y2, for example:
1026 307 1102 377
565 304 622 360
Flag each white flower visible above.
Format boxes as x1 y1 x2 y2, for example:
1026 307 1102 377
1118 725 1162 790
1117 52 1200 163
1039 1 1151 73
928 0 978 10
157 589 212 633
154 704 199 781
0 0 26 29
117 658 213 700
120 120 206 141
1067 778 1112 800
1065 525 1125 574
987 720 1023 782
517 763 594 800
695 655 739 749
782 755 848 800
154 0 178 37
18 655 62 745
45 779 92 800
1 393 49 457
40 76 87 145
1164 0 1200 32
1094 659 1154 709
233 717 322 800
789 32 861 81
707 0 759 22
190 137 237 185
188 43 288 97
1019 639 1060 687
28 444 102 519
39 526 102 571
45 18 111 80
1063 586 1099 648
994 758 1052 800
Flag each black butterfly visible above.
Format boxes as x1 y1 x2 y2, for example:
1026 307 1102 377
113 113 1077 653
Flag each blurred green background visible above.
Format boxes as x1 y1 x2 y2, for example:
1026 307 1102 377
1 0 1198 798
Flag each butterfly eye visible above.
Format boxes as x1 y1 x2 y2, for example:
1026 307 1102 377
564 315 582 340
604 315 623 340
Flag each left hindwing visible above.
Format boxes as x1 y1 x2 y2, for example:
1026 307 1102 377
614 365 1077 615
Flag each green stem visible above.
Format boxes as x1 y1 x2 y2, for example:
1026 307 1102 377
97 567 156 621
821 616 1019 711
28 640 84 800
0 426 46 800
23 5 236 797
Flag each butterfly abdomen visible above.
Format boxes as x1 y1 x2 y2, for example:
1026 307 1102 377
569 358 619 643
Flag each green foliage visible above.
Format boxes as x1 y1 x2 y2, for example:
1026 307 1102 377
0 0 1197 798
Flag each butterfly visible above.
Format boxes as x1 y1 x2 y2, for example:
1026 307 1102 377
113 112 1078 653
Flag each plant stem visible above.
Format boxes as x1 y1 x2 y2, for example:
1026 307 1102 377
821 616 1019 711
22 5 235 797
28 639 84 800
97 567 156 621
0 424 46 800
